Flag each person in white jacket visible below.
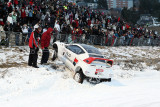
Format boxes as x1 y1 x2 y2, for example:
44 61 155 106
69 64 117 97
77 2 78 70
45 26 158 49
0 24 4 42
22 24 28 45
7 13 13 25
54 21 61 40
54 21 61 32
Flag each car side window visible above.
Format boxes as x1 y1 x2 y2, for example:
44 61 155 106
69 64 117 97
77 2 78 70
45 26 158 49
66 45 72 50
67 45 84 54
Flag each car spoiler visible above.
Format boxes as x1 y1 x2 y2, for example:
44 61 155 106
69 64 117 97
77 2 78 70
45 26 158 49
83 57 113 66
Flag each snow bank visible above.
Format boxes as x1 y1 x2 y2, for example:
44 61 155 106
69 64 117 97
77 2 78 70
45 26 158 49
0 46 160 107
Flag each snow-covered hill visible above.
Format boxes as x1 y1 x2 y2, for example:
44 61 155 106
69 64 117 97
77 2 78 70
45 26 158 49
0 46 160 107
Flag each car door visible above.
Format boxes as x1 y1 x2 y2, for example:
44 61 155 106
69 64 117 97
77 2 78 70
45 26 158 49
65 45 85 71
64 45 75 70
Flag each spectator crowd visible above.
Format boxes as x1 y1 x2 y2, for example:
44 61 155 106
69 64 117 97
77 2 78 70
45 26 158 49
0 0 160 46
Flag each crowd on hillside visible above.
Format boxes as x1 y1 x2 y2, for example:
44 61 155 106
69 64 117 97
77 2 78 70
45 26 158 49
0 0 159 46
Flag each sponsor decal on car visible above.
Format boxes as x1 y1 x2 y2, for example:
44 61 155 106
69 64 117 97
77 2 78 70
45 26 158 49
73 58 78 66
66 52 71 57
95 69 104 75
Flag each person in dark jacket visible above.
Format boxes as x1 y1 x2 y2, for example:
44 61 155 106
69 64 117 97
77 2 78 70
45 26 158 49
61 22 67 42
4 21 12 46
40 27 53 64
50 13 56 28
13 22 22 45
28 27 42 68
27 25 33 42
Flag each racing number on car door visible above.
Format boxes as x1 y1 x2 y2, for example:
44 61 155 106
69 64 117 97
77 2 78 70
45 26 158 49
66 51 71 58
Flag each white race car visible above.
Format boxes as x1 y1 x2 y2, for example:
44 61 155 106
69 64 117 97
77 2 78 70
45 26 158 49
52 42 113 83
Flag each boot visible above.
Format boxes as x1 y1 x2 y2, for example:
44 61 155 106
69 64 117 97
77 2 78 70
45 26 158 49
32 65 39 68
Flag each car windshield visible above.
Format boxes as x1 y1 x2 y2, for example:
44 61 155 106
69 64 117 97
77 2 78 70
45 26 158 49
80 44 101 54
66 45 85 54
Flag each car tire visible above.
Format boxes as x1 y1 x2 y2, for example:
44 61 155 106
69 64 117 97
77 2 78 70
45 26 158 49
74 71 84 84
52 49 57 61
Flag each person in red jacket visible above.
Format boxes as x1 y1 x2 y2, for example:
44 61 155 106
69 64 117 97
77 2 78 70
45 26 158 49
14 0 18 6
41 27 53 64
29 0 34 6
21 7 26 25
75 18 79 28
28 27 42 68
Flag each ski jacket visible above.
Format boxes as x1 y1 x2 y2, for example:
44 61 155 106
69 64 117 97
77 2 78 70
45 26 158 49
14 0 18 5
7 16 13 24
21 8 26 18
29 29 40 48
29 0 34 6
41 27 53 49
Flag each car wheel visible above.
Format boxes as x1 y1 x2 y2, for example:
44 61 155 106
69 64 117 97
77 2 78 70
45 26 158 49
52 49 57 61
74 71 84 84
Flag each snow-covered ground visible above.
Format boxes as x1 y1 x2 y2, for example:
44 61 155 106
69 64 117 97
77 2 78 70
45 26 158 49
0 46 160 107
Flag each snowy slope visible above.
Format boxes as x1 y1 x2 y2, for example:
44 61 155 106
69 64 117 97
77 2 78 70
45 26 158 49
0 46 160 107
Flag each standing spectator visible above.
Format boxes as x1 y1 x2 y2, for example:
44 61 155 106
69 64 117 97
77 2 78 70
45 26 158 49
75 18 79 28
7 1 13 13
54 21 60 39
61 22 67 42
21 7 26 25
14 0 18 7
12 12 17 27
27 25 33 42
50 13 56 28
4 21 12 46
15 7 21 23
0 2 4 19
29 0 34 6
41 13 45 27
66 25 72 43
28 8 33 24
87 18 91 28
40 27 53 64
69 12 73 24
72 20 76 28
28 27 42 68
25 7 29 24
75 12 78 19
22 24 28 45
120 33 125 46
0 21 4 43
3 2 8 23
7 13 13 25
44 12 50 25
13 22 21 45
54 21 61 32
